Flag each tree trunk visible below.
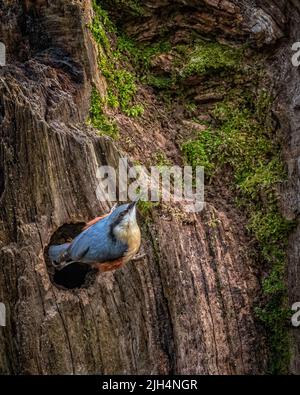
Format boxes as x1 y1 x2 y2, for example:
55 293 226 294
0 0 299 375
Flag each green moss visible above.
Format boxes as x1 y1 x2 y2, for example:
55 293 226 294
182 91 282 185
182 127 220 175
124 104 144 117
101 64 140 113
114 35 175 101
255 299 291 374
248 210 294 248
116 0 143 15
185 102 198 114
153 151 172 167
114 39 243 96
137 200 159 219
181 41 243 78
237 159 284 199
102 0 144 16
182 87 294 373
146 75 173 90
89 88 119 139
90 0 115 50
116 35 172 72
90 1 144 117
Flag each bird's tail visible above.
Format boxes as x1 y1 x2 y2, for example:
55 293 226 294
48 243 71 270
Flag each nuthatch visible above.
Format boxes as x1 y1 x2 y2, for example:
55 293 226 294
48 201 141 273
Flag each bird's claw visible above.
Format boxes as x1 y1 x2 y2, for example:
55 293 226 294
131 253 146 262
51 261 64 271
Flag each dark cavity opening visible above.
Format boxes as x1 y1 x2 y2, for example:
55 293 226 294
45 223 97 290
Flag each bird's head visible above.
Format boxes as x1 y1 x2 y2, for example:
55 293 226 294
110 200 139 241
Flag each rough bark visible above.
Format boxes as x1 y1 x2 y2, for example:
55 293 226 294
271 0 300 375
0 0 298 375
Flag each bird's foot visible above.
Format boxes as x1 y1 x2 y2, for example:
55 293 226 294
131 253 146 262
51 260 62 270
51 260 73 271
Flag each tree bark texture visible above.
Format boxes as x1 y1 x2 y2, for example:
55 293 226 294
0 0 299 374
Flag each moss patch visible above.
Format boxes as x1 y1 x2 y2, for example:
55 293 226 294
88 88 119 139
90 1 144 124
102 0 145 17
116 36 172 71
182 84 294 374
181 41 243 78
137 200 159 220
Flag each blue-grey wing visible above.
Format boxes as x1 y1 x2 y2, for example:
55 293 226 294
67 218 127 263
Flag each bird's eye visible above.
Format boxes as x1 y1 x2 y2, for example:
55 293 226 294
117 212 126 222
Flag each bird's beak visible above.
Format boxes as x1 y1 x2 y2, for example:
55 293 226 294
127 199 138 211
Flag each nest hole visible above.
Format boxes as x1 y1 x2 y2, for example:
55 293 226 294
45 222 97 290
